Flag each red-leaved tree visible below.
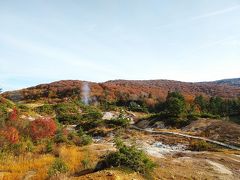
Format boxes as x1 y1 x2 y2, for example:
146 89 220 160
8 107 18 121
0 126 19 144
30 117 57 140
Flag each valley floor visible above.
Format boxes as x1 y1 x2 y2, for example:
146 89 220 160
1 128 240 180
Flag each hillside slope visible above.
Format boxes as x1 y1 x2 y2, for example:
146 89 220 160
183 119 240 146
2 79 240 103
214 78 240 87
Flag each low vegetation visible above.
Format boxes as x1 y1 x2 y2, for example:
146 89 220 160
98 138 156 175
188 140 217 151
48 158 69 177
106 114 131 128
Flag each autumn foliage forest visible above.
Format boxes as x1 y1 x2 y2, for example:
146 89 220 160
2 80 240 102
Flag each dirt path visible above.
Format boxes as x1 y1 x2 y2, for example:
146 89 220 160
131 125 240 151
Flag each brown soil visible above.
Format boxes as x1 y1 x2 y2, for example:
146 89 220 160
183 119 240 146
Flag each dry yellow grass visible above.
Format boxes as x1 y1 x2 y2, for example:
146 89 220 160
58 144 108 173
0 144 109 179
0 153 54 180
58 145 84 173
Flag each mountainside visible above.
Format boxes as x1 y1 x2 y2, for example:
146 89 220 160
214 78 240 87
1 80 240 179
2 79 240 104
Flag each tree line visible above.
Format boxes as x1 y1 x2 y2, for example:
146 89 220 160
120 91 240 118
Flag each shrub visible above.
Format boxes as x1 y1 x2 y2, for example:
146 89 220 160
54 129 68 144
10 143 28 156
65 131 82 145
54 103 79 115
77 119 104 131
80 134 92 145
0 126 19 145
48 158 68 177
187 113 199 121
56 113 82 124
81 158 90 169
129 101 148 112
189 140 216 151
17 103 29 112
12 138 35 155
77 127 85 137
100 101 117 111
25 138 35 152
30 117 57 141
200 113 220 119
46 140 54 153
164 118 190 128
8 107 18 121
0 105 8 127
106 116 130 128
0 137 35 155
82 109 103 120
35 104 54 115
98 138 155 175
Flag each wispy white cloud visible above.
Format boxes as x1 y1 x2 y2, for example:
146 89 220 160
154 4 240 30
196 35 240 49
191 5 240 20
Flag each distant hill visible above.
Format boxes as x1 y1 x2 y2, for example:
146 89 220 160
2 79 240 104
213 78 240 87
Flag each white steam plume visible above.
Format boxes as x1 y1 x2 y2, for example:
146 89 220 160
82 82 90 105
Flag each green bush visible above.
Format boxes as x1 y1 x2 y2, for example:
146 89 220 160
82 109 103 120
81 158 90 169
55 103 103 124
77 119 104 131
54 103 79 115
100 101 117 111
17 104 29 112
25 138 35 152
106 116 130 128
129 101 148 112
54 102 83 124
66 128 93 146
77 127 85 137
35 104 54 115
48 158 68 177
45 140 54 153
56 113 82 124
54 130 68 144
187 113 199 121
189 140 216 151
99 138 155 175
200 113 220 119
162 117 190 128
80 134 92 145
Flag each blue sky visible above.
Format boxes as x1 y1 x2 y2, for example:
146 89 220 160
0 0 240 91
